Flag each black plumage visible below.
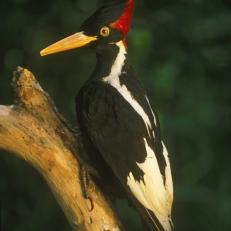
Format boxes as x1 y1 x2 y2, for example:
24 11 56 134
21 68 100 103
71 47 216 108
81 1 127 35
40 1 173 230
76 54 166 185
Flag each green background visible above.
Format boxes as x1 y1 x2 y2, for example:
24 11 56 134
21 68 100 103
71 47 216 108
1 0 231 230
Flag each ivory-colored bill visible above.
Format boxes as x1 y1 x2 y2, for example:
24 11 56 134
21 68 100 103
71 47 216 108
40 32 97 56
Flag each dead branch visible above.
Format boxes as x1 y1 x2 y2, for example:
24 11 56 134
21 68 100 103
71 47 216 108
0 67 122 231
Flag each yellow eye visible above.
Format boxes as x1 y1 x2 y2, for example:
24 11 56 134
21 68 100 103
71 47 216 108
100 26 110 37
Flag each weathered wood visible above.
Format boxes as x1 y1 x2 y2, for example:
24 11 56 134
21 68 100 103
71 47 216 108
0 67 122 231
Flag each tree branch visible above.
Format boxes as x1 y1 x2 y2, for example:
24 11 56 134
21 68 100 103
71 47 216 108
0 67 122 231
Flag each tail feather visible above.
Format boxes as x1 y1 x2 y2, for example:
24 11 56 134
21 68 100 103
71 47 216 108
145 208 173 231
130 195 173 231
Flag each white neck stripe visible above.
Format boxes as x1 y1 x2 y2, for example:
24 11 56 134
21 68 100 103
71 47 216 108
102 41 152 136
102 41 127 82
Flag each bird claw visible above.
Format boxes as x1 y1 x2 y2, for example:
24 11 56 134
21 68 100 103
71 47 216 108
85 196 94 211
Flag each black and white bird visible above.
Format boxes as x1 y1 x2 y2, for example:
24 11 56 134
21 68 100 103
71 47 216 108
40 0 173 230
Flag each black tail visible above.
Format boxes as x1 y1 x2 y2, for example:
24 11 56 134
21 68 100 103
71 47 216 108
129 196 173 231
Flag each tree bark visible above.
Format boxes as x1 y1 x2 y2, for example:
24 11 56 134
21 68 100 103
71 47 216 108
0 67 123 231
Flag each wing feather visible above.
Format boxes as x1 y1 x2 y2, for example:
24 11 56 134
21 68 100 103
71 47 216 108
76 81 173 230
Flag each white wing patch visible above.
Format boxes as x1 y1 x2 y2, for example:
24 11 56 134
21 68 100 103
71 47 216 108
127 138 173 231
102 40 173 230
103 41 152 137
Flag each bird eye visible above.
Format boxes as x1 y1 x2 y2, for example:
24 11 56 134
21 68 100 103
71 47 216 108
100 26 110 37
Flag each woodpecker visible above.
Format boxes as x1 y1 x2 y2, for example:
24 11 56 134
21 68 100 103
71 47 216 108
40 0 173 230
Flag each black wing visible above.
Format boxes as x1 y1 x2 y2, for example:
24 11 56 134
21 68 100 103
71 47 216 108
76 80 173 231
76 80 165 185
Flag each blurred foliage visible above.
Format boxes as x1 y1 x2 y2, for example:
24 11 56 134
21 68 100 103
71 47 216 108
0 0 231 230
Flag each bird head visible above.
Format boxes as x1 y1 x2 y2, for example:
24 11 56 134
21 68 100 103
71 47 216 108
40 0 134 56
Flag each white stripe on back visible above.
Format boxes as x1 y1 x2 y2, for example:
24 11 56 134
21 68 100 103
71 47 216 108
102 41 152 136
102 40 173 230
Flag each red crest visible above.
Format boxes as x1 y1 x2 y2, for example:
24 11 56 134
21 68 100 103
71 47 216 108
111 0 135 37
